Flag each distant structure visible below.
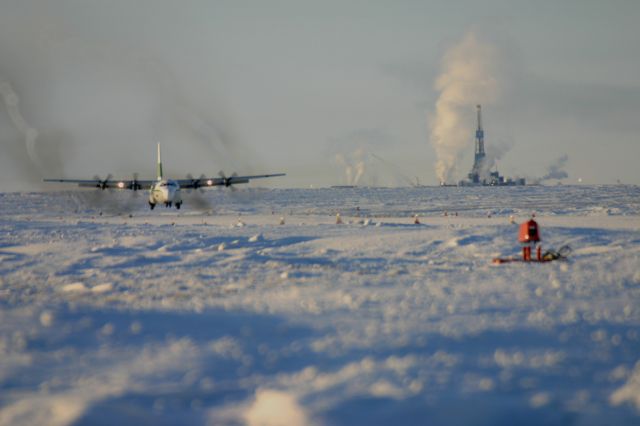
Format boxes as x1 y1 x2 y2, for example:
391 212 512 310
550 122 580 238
468 104 486 184
459 104 525 186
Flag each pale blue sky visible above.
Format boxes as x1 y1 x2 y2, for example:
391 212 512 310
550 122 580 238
0 0 639 189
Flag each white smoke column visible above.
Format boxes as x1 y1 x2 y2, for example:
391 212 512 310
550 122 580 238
335 148 369 185
353 161 365 185
335 153 353 185
429 33 501 184
0 78 42 170
352 147 366 185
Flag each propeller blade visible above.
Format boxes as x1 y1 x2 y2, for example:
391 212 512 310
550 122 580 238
184 173 195 192
105 174 114 192
92 175 106 195
96 174 113 190
229 172 239 190
131 172 141 194
218 171 229 186
198 174 207 193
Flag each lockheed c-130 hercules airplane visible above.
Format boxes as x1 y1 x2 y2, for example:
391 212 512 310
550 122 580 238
44 144 285 210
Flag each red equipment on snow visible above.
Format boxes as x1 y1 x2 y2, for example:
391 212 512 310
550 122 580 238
493 217 570 264
519 219 541 261
519 219 540 243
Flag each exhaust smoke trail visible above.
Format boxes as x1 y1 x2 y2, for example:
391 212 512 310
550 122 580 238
183 191 213 212
429 33 501 184
0 24 255 191
69 190 139 215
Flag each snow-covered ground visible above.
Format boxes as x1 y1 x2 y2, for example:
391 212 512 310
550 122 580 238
1 185 640 425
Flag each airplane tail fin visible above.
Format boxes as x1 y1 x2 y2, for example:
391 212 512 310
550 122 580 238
156 143 163 180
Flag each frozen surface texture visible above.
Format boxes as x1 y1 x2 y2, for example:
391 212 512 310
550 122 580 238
1 185 640 425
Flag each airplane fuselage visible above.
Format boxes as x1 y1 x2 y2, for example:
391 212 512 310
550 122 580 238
149 179 182 209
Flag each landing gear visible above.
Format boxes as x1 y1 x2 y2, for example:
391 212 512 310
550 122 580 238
164 202 172 208
148 201 156 210
176 202 182 210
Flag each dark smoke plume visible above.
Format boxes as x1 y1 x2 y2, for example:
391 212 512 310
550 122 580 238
540 154 569 182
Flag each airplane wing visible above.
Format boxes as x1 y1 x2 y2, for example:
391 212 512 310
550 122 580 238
43 178 155 190
176 173 286 189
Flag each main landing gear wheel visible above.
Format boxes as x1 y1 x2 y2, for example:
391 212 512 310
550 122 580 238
148 202 156 210
176 202 182 210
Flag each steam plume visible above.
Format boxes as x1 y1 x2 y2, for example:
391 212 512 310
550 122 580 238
335 154 353 185
479 141 513 177
429 33 501 184
539 154 569 182
352 147 366 184
335 148 368 185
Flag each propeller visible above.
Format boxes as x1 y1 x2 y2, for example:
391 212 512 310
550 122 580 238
218 171 238 190
185 174 195 193
185 173 207 193
93 174 113 190
129 173 142 199
129 173 142 191
197 173 207 192
183 173 211 210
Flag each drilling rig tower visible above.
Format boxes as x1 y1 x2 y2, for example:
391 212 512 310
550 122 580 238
458 104 525 186
468 104 486 183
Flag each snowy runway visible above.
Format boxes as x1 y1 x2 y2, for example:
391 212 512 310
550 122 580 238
1 186 640 425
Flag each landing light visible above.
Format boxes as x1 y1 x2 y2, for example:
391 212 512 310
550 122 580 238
117 181 125 189
207 179 213 186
